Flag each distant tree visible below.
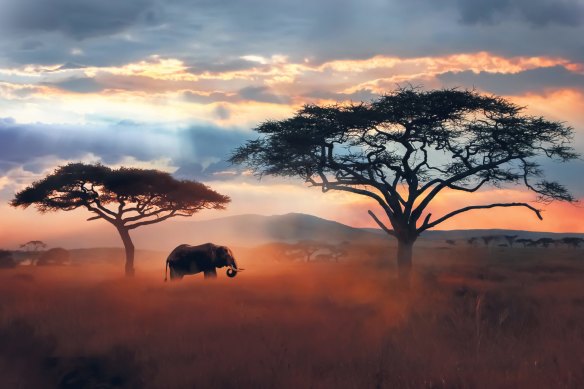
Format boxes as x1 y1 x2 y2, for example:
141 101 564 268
19 240 47 252
36 247 70 266
230 88 577 282
516 238 534 248
467 237 480 247
11 163 230 276
314 253 334 262
536 238 555 248
0 250 16 268
330 241 350 262
296 240 322 262
559 237 584 248
445 239 456 246
503 235 518 247
481 236 498 247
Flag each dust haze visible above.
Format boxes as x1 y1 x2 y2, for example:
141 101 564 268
2 235 584 388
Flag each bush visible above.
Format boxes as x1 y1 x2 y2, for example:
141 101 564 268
37 248 70 266
0 250 16 268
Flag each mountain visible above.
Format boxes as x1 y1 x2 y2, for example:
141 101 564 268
132 213 386 250
26 212 584 251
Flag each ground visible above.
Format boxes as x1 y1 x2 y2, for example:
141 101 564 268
0 243 583 388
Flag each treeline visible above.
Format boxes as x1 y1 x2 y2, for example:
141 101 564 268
446 236 584 248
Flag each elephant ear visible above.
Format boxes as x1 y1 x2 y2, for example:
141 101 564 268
217 246 228 259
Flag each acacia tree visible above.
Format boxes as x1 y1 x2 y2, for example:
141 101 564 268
11 163 230 276
230 88 577 281
20 240 47 252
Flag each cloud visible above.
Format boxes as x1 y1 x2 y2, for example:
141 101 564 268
303 89 379 103
1 0 584 71
238 86 291 104
44 77 103 93
0 118 252 192
454 0 584 27
176 126 251 172
437 66 584 95
1 0 160 40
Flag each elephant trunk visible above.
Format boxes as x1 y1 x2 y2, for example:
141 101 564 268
226 259 244 278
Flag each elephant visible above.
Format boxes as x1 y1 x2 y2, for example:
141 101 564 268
164 243 243 281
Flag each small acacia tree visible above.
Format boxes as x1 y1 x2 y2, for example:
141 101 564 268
11 163 230 276
230 88 577 281
20 240 47 252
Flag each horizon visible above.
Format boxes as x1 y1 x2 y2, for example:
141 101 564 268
3 211 584 252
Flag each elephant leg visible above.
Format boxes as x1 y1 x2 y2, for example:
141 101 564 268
203 269 217 279
170 268 183 281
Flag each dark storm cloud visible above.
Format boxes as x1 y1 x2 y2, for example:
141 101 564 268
437 66 584 95
454 0 584 27
19 40 43 51
1 0 584 72
0 118 251 181
174 126 251 180
2 0 160 40
0 119 160 172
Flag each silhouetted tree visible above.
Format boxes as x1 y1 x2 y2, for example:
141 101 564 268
296 240 322 262
503 235 518 247
20 240 47 252
467 237 480 246
516 238 534 248
559 237 584 248
536 238 555 248
230 88 577 282
11 163 230 276
37 247 70 266
331 241 350 262
445 239 456 246
481 236 494 247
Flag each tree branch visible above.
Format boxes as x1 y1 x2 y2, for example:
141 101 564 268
125 211 192 229
412 156 515 221
418 202 543 233
85 205 116 224
368 210 395 237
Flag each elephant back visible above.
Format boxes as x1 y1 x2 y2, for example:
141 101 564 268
166 243 218 270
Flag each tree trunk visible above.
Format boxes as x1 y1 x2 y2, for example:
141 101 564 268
396 239 414 285
117 227 135 277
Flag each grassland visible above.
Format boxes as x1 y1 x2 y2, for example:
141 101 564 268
0 243 583 388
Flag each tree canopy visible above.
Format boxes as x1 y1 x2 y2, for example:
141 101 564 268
12 163 230 275
12 163 230 228
230 88 578 279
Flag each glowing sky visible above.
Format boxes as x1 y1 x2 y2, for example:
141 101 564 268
1 0 584 247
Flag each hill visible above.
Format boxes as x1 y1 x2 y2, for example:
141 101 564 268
133 213 386 249
11 212 583 251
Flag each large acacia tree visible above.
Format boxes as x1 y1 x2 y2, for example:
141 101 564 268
11 163 230 276
230 88 577 280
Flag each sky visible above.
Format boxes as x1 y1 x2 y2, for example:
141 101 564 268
1 0 584 248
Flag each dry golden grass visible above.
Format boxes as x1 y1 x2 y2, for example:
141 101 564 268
1 244 583 388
